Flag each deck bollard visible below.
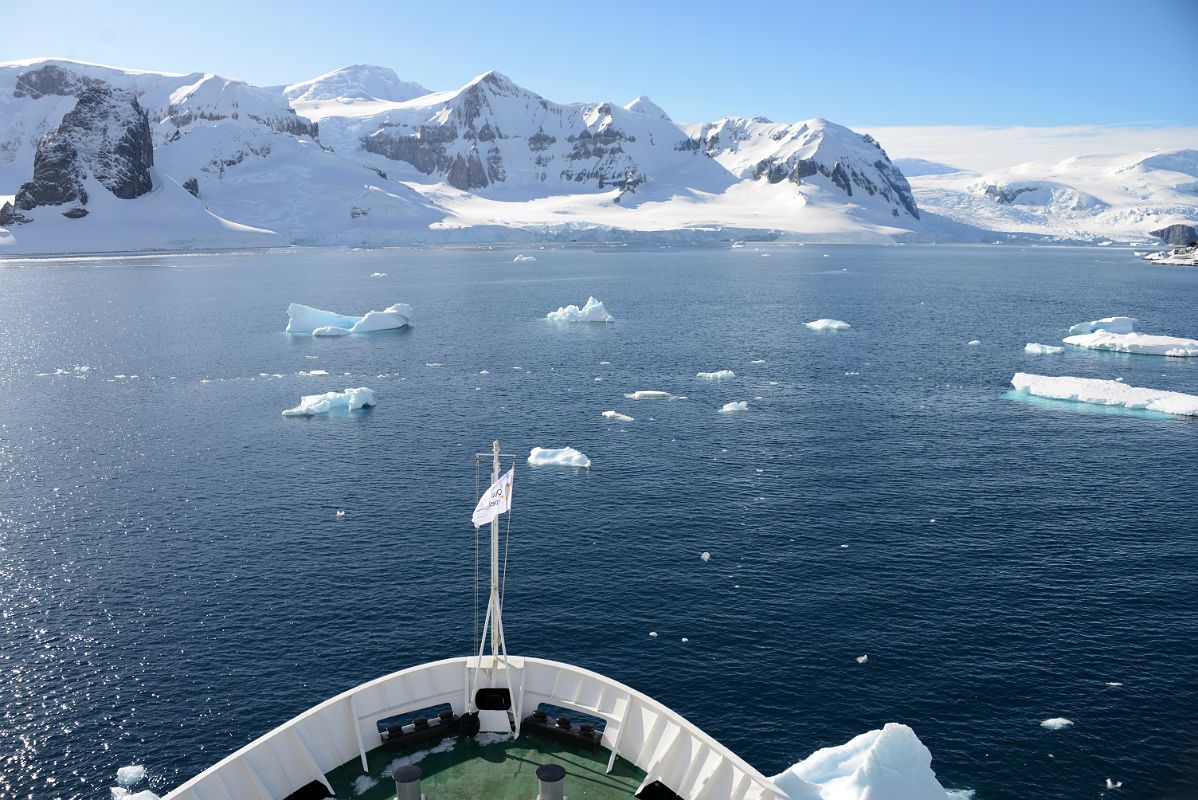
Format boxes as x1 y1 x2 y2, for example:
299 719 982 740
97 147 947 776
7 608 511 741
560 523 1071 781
393 764 422 800
536 763 566 800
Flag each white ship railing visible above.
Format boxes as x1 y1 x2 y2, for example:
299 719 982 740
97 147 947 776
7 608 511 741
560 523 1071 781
162 655 787 800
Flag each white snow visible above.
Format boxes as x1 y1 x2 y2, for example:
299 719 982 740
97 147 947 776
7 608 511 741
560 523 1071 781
624 390 673 400
528 446 591 468
1063 330 1198 357
1040 718 1074 730
1067 316 1137 335
1025 343 1065 354
719 401 749 413
696 370 736 381
546 297 614 323
1145 244 1198 265
602 410 634 422
513 254 537 262
771 723 951 800
286 302 412 334
805 319 852 331
116 766 145 787
1010 373 1198 416
282 387 376 416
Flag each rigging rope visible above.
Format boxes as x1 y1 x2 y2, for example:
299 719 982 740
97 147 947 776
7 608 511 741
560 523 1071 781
473 456 480 658
500 457 515 605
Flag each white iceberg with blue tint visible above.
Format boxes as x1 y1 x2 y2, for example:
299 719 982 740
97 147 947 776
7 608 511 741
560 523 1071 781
719 401 749 413
697 370 736 381
602 411 634 422
771 722 952 800
1067 316 1136 335
805 319 852 331
624 390 673 400
282 387 376 417
546 297 614 323
1063 330 1198 357
1011 373 1198 416
528 446 591 468
116 766 146 788
286 302 412 335
1025 343 1065 354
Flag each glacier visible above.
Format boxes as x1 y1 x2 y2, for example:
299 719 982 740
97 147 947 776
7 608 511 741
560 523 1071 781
282 387 376 417
1010 373 1198 416
1063 330 1198 357
285 302 412 334
546 297 614 323
527 446 591 468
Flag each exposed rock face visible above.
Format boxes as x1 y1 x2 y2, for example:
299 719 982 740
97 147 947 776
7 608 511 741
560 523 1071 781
0 82 153 223
12 64 101 99
1150 223 1198 245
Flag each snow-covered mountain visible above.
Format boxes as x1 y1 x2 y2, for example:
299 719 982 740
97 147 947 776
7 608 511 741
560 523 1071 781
1 57 1193 254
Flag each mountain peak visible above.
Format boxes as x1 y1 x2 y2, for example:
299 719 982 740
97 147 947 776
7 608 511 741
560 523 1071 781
283 64 430 104
624 95 671 121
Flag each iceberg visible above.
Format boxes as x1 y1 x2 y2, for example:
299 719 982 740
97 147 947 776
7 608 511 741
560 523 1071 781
966 340 981 346
282 387 376 417
1063 330 1198 357
602 411 634 422
771 723 951 800
1010 373 1198 416
1040 717 1074 730
696 370 736 381
805 319 851 331
370 272 387 278
1067 316 1137 335
116 766 145 788
719 401 749 413
528 446 591 468
624 390 673 400
1025 343 1065 354
285 302 412 335
546 297 614 323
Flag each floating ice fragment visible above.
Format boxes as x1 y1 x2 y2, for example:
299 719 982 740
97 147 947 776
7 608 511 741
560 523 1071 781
697 370 736 381
625 390 672 400
967 340 981 346
286 302 412 335
700 551 711 562
335 510 346 519
856 655 868 664
425 362 442 368
528 446 591 468
1025 343 1065 354
681 637 689 642
116 766 145 788
648 631 658 637
1040 717 1073 730
369 272 386 278
1106 682 1123 687
750 359 767 364
840 544 849 549
1064 330 1198 357
599 361 611 365
305 355 319 359
1068 316 1136 335
1011 373 1198 416
513 254 536 263
479 370 489 375
298 369 330 377
546 296 614 323
602 411 634 422
282 387 376 417
804 319 852 331
719 401 749 413
594 376 604 382
1106 778 1122 789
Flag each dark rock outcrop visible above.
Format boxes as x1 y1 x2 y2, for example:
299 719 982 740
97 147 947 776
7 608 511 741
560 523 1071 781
1150 223 1198 246
0 83 153 224
12 64 101 99
183 177 200 197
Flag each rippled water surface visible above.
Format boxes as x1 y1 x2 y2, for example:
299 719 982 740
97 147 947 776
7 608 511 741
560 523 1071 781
1 244 1196 800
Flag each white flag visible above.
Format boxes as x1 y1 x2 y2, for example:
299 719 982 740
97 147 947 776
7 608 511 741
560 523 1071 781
472 468 514 527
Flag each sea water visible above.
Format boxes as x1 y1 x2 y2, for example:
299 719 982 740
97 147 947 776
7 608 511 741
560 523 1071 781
0 244 1195 800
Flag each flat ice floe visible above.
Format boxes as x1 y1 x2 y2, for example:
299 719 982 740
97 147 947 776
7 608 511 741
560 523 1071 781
719 401 749 413
1067 316 1137 335
771 722 951 800
1040 717 1074 730
1063 330 1198 357
696 370 736 381
546 296 614 323
282 387 376 417
804 318 851 331
602 410 634 422
1010 373 1198 416
624 390 673 400
528 446 591 468
285 302 412 335
1025 343 1065 354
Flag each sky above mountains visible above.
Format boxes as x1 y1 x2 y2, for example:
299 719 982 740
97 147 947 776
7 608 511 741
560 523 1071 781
5 0 1198 127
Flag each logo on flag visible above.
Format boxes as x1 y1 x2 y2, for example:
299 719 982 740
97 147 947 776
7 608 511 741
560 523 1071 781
472 468 514 527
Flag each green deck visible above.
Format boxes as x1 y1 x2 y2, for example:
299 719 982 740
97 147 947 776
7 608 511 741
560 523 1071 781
326 731 646 799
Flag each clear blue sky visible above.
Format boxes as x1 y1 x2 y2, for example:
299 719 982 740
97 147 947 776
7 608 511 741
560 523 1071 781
4 0 1197 126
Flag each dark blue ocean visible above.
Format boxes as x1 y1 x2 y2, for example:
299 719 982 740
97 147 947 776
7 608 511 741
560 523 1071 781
1 244 1196 800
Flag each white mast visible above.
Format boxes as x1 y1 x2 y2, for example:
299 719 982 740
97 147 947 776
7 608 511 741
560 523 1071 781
488 439 502 657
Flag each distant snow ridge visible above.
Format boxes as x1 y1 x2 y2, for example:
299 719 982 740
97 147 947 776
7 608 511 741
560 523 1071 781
805 319 851 331
771 722 951 800
1011 373 1198 416
623 95 671 121
281 64 430 104
696 370 735 381
546 297 614 323
285 302 412 334
528 446 591 468
282 387 376 417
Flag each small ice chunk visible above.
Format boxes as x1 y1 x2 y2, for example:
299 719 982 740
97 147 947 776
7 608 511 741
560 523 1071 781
479 370 489 374
1011 373 1198 416
648 631 658 637
681 637 689 642
700 551 711 562
1040 717 1073 730
546 297 614 323
719 401 749 413
286 302 412 335
804 319 851 331
624 390 672 400
116 766 145 788
1063 330 1198 357
602 410 634 422
369 272 387 278
1106 778 1122 789
1067 316 1136 335
967 340 981 346
1025 343 1065 354
298 369 330 376
425 362 442 367
513 254 537 262
697 370 736 381
528 446 592 468
1105 682 1123 687
856 655 868 664
282 387 376 417
335 510 346 518
750 359 767 364
594 376 604 382
599 360 611 365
